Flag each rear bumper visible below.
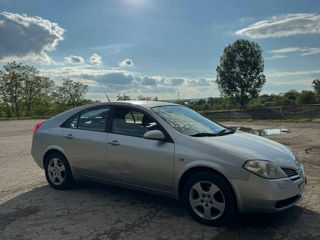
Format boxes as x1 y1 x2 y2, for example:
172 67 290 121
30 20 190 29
231 169 306 213
31 135 45 169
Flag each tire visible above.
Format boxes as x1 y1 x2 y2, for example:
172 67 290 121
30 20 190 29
44 152 74 190
182 171 237 226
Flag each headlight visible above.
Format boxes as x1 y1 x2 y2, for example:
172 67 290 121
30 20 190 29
243 160 287 179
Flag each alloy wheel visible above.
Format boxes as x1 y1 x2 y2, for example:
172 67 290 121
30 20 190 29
189 181 226 220
47 157 66 185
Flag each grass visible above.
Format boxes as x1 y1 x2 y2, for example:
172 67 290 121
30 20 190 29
0 116 51 121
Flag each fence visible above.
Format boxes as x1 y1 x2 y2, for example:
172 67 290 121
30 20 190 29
203 104 320 120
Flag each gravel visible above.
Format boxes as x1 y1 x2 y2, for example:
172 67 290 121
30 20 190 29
0 120 319 240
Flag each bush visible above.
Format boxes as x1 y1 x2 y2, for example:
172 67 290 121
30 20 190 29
296 91 316 104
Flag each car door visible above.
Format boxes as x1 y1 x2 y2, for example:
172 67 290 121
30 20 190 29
106 106 175 192
60 106 110 179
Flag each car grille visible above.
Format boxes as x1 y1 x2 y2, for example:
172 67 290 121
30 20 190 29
281 168 300 181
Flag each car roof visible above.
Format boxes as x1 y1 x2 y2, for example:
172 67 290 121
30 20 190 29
86 100 178 109
45 101 178 128
117 100 177 108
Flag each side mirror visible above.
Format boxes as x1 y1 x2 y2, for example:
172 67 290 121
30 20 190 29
143 130 165 141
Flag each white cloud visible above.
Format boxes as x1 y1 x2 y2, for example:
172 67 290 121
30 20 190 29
236 13 320 38
89 53 102 65
267 47 320 59
87 72 135 85
119 58 133 67
267 69 320 77
300 48 320 56
39 65 220 100
265 54 287 60
64 55 84 64
267 78 315 86
140 76 158 86
269 47 302 54
170 78 185 86
91 43 132 54
188 78 212 87
0 11 65 65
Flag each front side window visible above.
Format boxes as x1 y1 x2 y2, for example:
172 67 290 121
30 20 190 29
112 107 160 138
152 105 226 136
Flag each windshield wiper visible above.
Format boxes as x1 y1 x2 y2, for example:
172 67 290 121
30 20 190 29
217 127 235 136
190 133 217 137
190 128 236 137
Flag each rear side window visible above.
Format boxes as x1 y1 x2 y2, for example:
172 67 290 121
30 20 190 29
78 108 110 132
61 107 110 132
61 114 79 129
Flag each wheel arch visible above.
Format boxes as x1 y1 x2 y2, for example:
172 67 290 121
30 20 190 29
178 166 238 211
43 148 68 167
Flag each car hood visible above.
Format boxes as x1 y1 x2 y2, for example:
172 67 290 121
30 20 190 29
196 131 298 168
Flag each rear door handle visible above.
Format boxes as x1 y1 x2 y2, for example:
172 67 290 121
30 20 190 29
108 140 120 146
64 134 74 139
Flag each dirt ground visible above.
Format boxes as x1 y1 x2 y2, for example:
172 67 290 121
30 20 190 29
0 120 319 240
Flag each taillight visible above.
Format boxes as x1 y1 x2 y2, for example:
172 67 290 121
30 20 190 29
33 121 45 136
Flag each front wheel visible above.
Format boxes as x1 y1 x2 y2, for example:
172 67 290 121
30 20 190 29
183 171 237 226
44 152 74 190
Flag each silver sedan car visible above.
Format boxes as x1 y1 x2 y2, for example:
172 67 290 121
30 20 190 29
31 101 306 225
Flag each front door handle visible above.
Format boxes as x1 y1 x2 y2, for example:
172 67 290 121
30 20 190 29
108 140 120 146
64 134 74 139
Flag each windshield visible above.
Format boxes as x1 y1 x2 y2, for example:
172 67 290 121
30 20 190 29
152 105 226 136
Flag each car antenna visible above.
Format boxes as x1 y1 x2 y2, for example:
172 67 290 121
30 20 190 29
97 82 111 102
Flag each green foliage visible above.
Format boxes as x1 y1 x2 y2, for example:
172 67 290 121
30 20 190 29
0 61 26 117
174 87 319 114
216 39 266 106
117 93 131 101
53 78 88 108
0 61 92 118
136 95 158 101
313 79 320 101
296 91 317 104
283 90 299 105
137 95 152 100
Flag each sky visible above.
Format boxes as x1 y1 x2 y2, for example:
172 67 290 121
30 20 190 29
0 0 320 101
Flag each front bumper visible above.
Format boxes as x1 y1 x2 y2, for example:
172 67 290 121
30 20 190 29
231 167 306 213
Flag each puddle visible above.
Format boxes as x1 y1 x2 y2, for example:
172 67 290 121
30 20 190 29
234 127 289 136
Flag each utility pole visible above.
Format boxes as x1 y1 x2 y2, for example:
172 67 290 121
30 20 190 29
177 90 179 102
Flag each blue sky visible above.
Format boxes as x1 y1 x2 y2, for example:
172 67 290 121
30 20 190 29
0 0 320 100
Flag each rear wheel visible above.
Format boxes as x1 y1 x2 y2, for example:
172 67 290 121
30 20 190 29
44 152 74 190
183 171 237 226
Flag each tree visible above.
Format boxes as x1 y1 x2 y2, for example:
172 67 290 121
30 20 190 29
216 39 266 106
117 93 130 101
137 95 152 100
55 79 88 107
283 90 300 105
296 91 316 104
0 70 11 118
0 62 55 117
23 74 54 116
312 79 320 102
207 97 215 106
0 62 27 117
